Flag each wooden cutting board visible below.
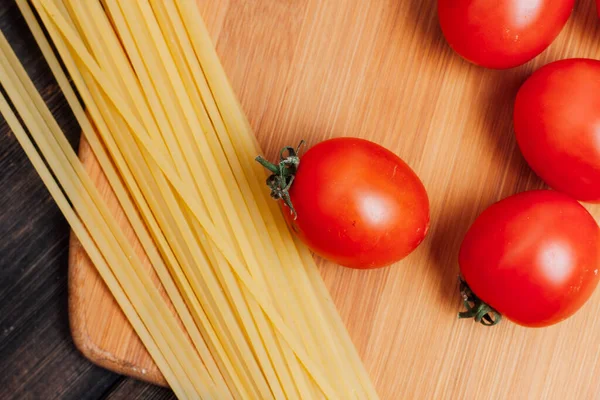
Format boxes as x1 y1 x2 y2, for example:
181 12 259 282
69 0 600 398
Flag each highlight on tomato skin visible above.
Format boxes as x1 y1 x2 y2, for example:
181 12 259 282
437 0 575 69
458 190 600 328
257 137 430 270
514 58 600 203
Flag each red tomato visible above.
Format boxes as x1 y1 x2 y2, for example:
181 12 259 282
438 0 574 69
514 59 600 202
459 190 600 327
259 138 429 269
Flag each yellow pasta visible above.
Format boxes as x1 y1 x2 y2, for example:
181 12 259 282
0 0 379 399
0 48 207 400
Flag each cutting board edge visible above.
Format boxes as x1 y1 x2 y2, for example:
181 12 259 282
68 225 167 387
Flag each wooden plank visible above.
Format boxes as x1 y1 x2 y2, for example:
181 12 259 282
69 0 600 398
104 379 175 400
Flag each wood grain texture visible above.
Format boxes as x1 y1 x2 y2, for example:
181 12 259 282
69 0 600 399
104 379 175 400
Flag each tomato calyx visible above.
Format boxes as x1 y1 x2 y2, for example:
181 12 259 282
255 141 306 219
458 277 502 326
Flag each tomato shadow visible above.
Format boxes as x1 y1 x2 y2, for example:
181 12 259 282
425 174 541 314
426 192 481 313
570 0 600 40
479 68 543 192
397 0 452 62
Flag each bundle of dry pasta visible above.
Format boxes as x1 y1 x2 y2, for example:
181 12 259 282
0 0 378 399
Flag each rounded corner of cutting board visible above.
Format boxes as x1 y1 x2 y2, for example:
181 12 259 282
68 230 167 387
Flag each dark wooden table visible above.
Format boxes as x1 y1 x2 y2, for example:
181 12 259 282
0 2 174 399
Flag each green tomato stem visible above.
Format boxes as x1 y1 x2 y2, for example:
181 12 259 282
255 141 306 220
255 156 280 174
458 276 502 326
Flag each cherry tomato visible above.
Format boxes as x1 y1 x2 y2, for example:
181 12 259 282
514 59 600 202
459 190 600 327
259 138 429 269
438 0 575 69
